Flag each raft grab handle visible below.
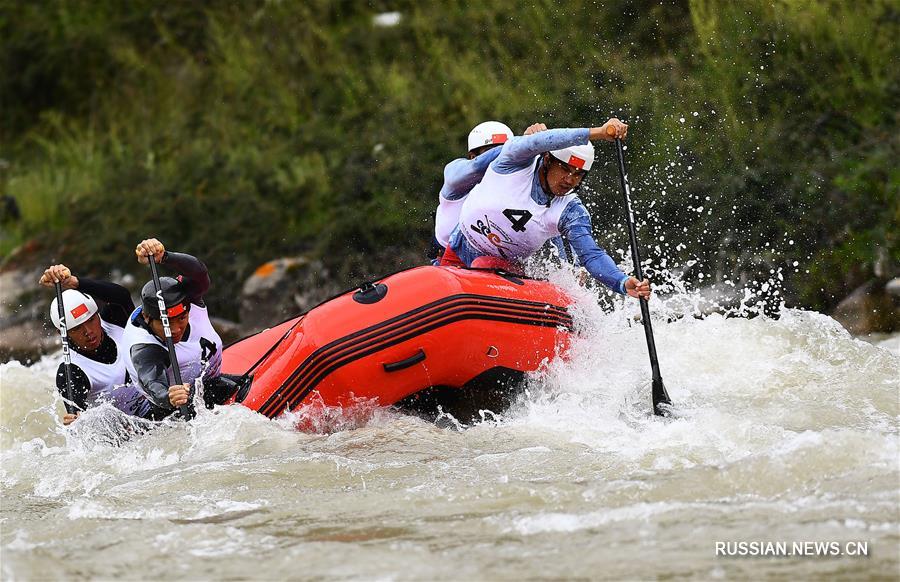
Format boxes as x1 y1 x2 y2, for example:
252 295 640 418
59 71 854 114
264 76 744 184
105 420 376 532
383 348 426 372
353 282 388 304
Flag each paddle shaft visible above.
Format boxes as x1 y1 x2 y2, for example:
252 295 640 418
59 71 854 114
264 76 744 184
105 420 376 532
613 138 672 414
147 255 191 417
54 282 78 414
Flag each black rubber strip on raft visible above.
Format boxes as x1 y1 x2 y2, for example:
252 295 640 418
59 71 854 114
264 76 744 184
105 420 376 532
262 311 570 417
255 294 571 417
258 304 571 417
256 296 571 417
259 312 568 418
256 294 571 418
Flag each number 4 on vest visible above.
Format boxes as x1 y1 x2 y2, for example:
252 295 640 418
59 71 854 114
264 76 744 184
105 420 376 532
503 209 533 232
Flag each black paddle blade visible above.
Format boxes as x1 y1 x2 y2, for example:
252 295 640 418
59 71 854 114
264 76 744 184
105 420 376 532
175 402 197 421
652 377 673 417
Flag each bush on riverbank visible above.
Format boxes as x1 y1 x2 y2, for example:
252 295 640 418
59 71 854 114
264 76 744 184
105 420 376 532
2 0 897 319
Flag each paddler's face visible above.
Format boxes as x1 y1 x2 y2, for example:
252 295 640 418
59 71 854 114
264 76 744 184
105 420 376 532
544 154 587 196
69 313 103 352
148 309 190 344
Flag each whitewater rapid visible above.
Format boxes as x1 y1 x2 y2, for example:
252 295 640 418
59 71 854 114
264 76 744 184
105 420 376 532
1 277 898 579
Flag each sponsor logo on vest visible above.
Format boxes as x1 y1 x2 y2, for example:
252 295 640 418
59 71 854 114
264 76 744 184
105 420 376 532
470 216 519 258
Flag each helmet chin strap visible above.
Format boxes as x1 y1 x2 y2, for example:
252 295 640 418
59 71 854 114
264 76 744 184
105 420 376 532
538 157 554 206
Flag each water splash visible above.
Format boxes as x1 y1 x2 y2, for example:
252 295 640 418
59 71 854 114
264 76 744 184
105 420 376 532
1 265 897 579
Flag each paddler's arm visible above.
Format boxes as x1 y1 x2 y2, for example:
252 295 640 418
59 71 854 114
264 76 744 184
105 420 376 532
129 342 178 410
136 239 210 306
493 119 627 174
76 277 134 327
159 251 210 306
558 198 629 294
38 266 134 328
440 147 503 201
493 129 590 173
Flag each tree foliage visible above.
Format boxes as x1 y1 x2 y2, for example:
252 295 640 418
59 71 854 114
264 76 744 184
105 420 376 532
1 0 896 318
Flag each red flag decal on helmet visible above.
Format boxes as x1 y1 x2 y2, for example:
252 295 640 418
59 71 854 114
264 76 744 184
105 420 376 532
567 155 585 169
491 133 508 144
166 302 187 317
70 303 89 319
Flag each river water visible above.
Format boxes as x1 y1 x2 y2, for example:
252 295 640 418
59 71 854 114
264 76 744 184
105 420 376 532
1 275 898 580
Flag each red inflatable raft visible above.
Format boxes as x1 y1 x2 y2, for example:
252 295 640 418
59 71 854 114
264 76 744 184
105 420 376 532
221 266 572 421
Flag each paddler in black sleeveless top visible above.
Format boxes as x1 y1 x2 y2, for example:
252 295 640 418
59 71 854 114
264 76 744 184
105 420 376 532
39 264 161 424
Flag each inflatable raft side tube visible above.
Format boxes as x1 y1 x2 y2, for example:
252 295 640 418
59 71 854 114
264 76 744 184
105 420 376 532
258 293 571 417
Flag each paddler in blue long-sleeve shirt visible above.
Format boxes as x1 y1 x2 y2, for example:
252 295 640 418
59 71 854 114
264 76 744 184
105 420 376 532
430 121 569 264
442 118 651 299
432 120 513 259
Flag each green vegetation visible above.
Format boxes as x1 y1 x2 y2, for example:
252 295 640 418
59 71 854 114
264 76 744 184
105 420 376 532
2 0 897 318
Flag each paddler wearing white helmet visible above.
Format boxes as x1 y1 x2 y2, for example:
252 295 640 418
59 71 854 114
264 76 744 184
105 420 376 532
444 118 652 300
430 120 570 263
122 238 240 419
39 264 157 425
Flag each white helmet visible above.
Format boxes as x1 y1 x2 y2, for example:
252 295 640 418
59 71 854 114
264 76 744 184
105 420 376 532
50 289 98 331
467 121 513 153
549 143 595 171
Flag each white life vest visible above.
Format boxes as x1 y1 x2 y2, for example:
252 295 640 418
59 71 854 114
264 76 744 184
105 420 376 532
62 319 148 414
434 194 466 248
123 303 223 392
458 158 575 260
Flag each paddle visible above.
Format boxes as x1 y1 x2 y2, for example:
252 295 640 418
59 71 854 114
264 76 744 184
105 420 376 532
54 281 79 415
147 254 193 419
610 129 673 416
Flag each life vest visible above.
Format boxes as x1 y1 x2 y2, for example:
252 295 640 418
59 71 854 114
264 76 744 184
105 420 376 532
123 303 223 391
434 194 466 248
62 319 150 416
459 158 575 260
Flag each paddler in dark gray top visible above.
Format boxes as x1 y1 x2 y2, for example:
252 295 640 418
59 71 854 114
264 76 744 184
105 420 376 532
123 238 239 419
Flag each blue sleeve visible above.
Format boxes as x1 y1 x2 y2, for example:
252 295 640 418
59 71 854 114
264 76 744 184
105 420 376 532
493 128 591 174
439 148 502 201
559 199 628 294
